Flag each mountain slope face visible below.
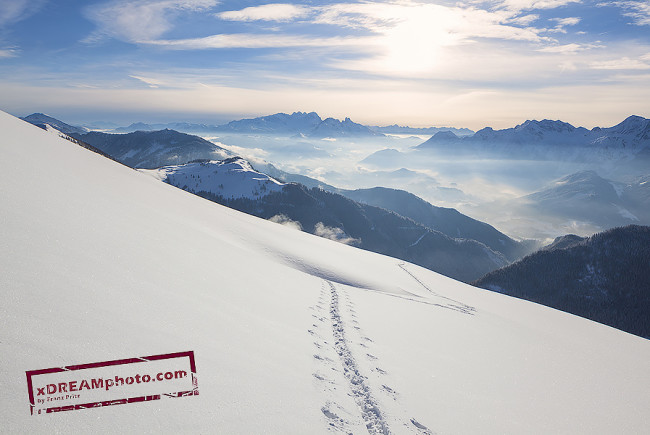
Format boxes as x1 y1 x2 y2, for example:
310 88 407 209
252 160 339 191
21 112 88 135
167 178 509 282
416 115 650 161
2 111 650 434
522 170 648 227
474 225 650 338
541 234 586 251
71 129 231 168
342 187 535 262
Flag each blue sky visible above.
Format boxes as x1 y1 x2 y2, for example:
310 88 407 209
0 0 649 128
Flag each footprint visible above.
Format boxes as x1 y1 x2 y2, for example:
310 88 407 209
410 418 433 434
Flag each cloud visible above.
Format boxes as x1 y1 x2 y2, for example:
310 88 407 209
145 33 372 49
217 4 310 22
544 16 582 33
538 42 598 53
590 56 650 69
493 0 582 12
0 47 18 58
507 14 540 25
173 1 552 76
552 17 581 26
269 214 303 231
599 1 650 25
313 2 546 42
0 0 46 27
314 222 360 246
83 0 219 43
129 75 167 87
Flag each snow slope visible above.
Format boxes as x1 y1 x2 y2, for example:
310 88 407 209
1 110 649 434
139 158 285 200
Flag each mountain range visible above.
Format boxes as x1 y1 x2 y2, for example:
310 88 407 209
4 109 649 433
112 112 384 138
18 112 650 327
472 170 650 238
340 187 536 262
369 124 474 136
141 159 513 282
20 113 526 282
416 115 650 162
474 225 650 339
523 170 649 226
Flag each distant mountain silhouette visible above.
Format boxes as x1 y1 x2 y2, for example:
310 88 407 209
416 116 650 163
215 112 382 137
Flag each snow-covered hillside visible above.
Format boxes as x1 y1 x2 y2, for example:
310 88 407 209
139 158 285 200
1 110 649 434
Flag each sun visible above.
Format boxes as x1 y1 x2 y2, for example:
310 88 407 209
374 5 460 75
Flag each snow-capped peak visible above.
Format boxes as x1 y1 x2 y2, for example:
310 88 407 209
139 157 285 200
515 119 577 133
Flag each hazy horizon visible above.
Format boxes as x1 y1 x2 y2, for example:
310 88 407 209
1 1 649 130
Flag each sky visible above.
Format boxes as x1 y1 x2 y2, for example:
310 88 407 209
0 0 649 129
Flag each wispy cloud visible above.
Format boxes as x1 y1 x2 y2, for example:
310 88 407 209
590 54 650 69
507 14 540 25
0 47 19 58
217 4 310 22
146 33 373 49
538 42 599 53
199 1 555 77
545 16 582 32
129 74 167 87
83 0 219 43
599 1 650 25
491 0 582 13
0 0 47 27
553 17 581 26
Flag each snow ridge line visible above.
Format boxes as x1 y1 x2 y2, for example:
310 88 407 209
327 280 391 435
397 263 475 315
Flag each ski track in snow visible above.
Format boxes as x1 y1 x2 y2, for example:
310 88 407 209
310 280 435 434
398 263 475 315
327 280 391 435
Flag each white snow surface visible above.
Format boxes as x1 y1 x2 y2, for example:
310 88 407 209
1 110 649 434
139 158 285 200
